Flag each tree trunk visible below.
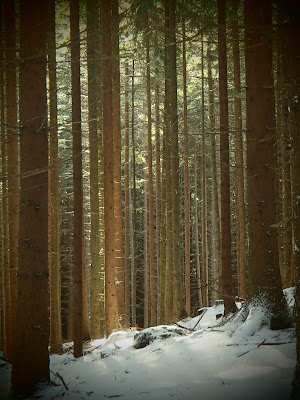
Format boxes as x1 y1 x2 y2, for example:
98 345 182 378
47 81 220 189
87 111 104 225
217 0 236 315
182 19 191 316
131 60 137 327
146 26 156 327
70 0 84 356
124 59 131 325
165 0 185 322
100 0 118 336
11 0 49 394
48 0 62 354
143 165 149 328
112 0 125 327
87 0 101 339
230 0 246 299
201 38 208 307
194 143 202 309
207 45 221 304
244 0 291 329
155 40 163 324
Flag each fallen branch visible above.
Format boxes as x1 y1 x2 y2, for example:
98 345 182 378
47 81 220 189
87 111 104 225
84 343 103 355
50 370 69 391
173 322 196 332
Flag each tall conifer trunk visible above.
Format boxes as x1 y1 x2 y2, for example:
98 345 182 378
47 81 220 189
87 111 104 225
48 0 62 354
70 0 84 357
146 23 156 327
112 0 125 326
124 59 131 324
231 0 246 299
182 19 191 316
207 45 221 303
87 0 101 339
100 0 118 335
217 0 236 315
244 0 291 328
201 38 208 307
12 0 49 394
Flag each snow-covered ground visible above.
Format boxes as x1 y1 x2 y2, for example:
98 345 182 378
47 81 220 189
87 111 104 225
0 288 297 399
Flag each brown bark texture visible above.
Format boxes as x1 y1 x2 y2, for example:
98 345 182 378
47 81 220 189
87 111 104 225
48 0 62 354
11 0 49 395
4 0 19 362
182 19 191 316
218 0 236 314
100 0 118 336
70 0 84 357
230 0 246 299
112 0 125 327
244 0 291 329
87 0 101 339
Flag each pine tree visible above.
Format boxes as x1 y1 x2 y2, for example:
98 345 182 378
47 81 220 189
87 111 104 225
11 0 49 394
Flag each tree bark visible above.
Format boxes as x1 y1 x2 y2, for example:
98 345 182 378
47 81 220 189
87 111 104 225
244 0 291 329
124 59 131 325
48 0 62 354
230 0 246 299
4 0 19 362
218 0 236 315
100 0 118 336
201 38 209 307
146 25 156 327
11 0 49 394
182 19 191 316
70 0 84 356
112 0 125 327
87 0 101 339
207 45 221 304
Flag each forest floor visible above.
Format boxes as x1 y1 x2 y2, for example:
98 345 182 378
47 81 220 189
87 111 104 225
0 288 297 400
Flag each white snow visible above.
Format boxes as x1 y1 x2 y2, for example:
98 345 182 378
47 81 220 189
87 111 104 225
0 289 297 399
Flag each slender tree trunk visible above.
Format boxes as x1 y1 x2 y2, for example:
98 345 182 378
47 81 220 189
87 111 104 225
182 19 191 316
244 0 291 329
146 27 156 327
164 0 173 323
165 0 185 322
230 0 246 299
112 0 124 327
143 165 149 328
124 59 131 324
70 0 84 356
194 143 202 309
48 0 62 354
201 38 209 307
155 45 163 323
87 0 101 339
100 0 118 336
207 45 220 303
131 60 137 327
11 0 49 394
276 1 293 289
218 0 236 315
